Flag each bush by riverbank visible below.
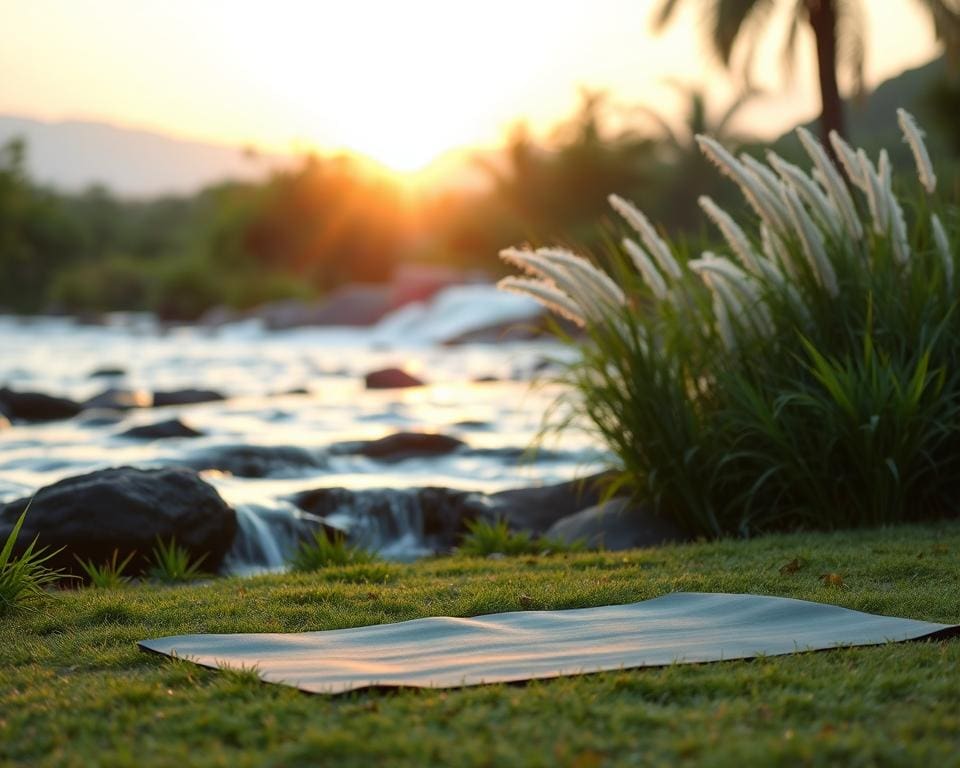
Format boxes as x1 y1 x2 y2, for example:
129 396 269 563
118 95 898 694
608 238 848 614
2 522 958 766
503 110 960 539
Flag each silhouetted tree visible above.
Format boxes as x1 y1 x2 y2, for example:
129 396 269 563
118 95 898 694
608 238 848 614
653 0 960 143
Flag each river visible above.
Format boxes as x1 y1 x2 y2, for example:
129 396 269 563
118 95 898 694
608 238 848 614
0 286 609 573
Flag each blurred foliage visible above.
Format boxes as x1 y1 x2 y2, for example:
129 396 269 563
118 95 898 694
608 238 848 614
1 63 959 319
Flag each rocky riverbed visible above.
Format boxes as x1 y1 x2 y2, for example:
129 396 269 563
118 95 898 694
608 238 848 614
0 297 680 575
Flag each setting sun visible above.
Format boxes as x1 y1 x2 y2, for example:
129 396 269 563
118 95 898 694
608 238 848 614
0 0 941 177
214 1 586 172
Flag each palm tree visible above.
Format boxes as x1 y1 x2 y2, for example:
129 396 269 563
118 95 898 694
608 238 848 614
652 0 960 142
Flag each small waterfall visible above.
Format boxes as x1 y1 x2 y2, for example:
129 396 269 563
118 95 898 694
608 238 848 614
225 502 326 575
322 489 434 561
224 486 485 572
369 284 542 345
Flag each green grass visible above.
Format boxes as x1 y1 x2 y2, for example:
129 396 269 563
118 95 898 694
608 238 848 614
288 530 377 572
459 518 586 556
0 508 64 615
75 550 135 589
1 523 959 767
148 538 208 584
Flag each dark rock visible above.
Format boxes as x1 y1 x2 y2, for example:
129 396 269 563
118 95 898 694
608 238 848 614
291 486 364 518
184 444 325 478
280 387 310 396
364 368 424 389
0 387 83 422
388 264 467 309
466 446 566 462
89 367 126 378
119 419 203 440
253 286 392 330
335 432 465 462
0 466 236 575
289 473 619 552
153 389 226 407
486 472 617 534
440 312 586 346
84 387 152 410
289 486 490 551
544 498 686 551
453 420 492 430
442 318 548 345
418 487 492 542
472 376 500 383
197 305 241 327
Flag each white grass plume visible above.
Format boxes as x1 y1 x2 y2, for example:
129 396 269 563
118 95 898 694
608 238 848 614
696 135 787 236
931 213 953 291
898 108 937 194
795 127 863 241
608 195 682 279
496 276 586 327
767 151 843 241
829 130 866 190
622 238 668 299
538 247 627 311
859 150 889 235
781 183 839 297
698 195 762 274
500 247 603 316
689 252 773 337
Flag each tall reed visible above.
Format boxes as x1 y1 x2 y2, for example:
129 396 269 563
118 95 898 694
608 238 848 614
500 110 960 536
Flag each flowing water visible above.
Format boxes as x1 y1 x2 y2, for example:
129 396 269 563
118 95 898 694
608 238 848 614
0 287 610 573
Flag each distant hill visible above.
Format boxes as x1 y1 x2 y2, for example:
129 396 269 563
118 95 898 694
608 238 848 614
0 116 292 198
776 56 957 163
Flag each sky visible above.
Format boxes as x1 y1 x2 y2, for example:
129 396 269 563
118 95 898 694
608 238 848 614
0 0 944 175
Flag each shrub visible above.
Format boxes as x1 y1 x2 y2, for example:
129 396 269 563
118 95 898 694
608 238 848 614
0 508 63 614
149 538 208 583
500 110 960 537
288 530 375 572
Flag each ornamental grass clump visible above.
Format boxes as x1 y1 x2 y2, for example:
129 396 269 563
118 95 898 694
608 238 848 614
0 508 63 614
500 110 960 538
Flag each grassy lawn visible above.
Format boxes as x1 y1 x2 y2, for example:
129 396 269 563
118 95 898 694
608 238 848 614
2 523 959 767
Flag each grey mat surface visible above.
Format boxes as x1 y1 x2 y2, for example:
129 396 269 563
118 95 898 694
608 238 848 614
139 592 958 694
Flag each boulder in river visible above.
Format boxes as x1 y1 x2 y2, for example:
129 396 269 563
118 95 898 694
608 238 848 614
544 497 685 551
0 387 83 422
119 419 203 440
364 368 424 389
485 472 617 534
334 432 465 462
84 387 153 411
88 367 127 379
289 486 491 551
0 466 237 575
184 444 326 478
153 389 226 407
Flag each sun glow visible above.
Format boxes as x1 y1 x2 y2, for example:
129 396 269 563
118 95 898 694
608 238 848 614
0 0 942 186
208 1 589 174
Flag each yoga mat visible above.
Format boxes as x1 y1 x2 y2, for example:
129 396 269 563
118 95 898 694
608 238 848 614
139 592 958 694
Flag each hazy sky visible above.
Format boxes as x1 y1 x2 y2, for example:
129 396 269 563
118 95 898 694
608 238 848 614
0 1 942 172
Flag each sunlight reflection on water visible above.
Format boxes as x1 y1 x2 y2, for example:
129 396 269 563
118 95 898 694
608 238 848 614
0 316 609 566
